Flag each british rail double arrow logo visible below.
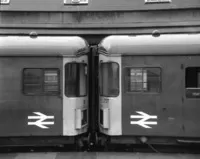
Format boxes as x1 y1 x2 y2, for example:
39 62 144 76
130 111 157 128
28 112 54 129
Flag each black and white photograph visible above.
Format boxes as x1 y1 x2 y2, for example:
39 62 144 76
0 0 200 158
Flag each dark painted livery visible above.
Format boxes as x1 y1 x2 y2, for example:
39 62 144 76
98 34 200 145
0 57 63 136
0 36 89 147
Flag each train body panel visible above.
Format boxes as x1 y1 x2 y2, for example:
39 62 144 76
122 55 184 136
0 36 89 138
2 33 200 148
99 54 122 135
63 55 88 136
98 34 200 142
183 56 200 137
0 57 63 136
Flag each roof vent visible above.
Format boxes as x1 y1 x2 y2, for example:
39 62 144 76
29 32 38 38
152 30 160 37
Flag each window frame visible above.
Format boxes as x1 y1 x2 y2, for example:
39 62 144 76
81 108 88 127
185 66 200 98
124 67 162 94
99 61 120 97
65 62 88 98
22 68 60 96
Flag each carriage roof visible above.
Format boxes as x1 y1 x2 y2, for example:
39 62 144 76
98 34 200 55
0 36 89 56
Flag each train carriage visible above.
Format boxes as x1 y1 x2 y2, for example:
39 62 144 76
0 36 89 146
98 34 200 145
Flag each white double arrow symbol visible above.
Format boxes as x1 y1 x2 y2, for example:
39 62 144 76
28 112 54 129
130 111 157 129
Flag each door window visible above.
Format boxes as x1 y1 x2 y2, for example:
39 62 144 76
99 62 119 97
65 63 87 97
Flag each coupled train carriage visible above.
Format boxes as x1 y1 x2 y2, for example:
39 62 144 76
0 34 200 148
0 36 89 147
98 34 200 146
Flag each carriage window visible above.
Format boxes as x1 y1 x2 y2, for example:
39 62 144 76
125 67 161 93
100 62 119 97
44 70 59 93
23 69 59 95
186 67 200 98
65 63 87 97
